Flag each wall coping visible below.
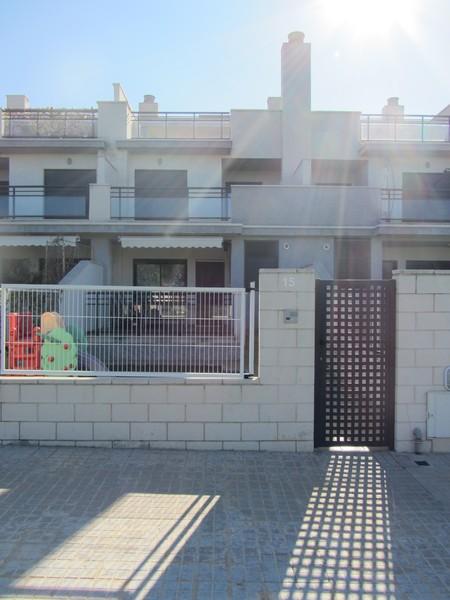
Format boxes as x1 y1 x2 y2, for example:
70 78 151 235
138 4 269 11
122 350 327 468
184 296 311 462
393 269 450 276
0 376 259 386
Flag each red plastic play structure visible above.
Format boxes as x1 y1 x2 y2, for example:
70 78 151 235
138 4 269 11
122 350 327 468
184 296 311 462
7 313 41 370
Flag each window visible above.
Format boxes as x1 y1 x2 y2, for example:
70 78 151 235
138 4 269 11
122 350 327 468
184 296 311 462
44 169 96 218
134 170 188 219
406 260 450 270
403 172 450 200
133 260 187 287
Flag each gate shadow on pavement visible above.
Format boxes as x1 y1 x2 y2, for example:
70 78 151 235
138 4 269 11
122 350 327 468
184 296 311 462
0 446 449 599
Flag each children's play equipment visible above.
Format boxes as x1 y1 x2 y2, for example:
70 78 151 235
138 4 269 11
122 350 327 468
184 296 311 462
40 326 78 371
7 313 42 370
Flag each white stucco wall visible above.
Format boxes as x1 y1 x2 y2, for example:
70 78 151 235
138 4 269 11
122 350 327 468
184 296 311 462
230 110 282 159
127 154 223 188
8 154 97 186
394 270 450 452
368 155 450 188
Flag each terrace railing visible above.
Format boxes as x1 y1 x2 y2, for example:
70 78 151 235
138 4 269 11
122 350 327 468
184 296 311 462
130 112 231 139
111 187 230 220
380 188 403 220
0 284 255 378
1 109 97 138
0 186 89 219
361 114 450 143
380 188 450 222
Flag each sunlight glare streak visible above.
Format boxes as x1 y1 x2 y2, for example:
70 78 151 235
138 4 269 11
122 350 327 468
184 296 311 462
318 0 420 40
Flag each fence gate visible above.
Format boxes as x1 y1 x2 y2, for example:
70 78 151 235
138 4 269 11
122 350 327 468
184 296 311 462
314 280 395 449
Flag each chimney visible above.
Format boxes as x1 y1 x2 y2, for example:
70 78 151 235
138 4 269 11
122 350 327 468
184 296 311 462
382 97 404 117
281 32 312 184
139 94 159 113
6 95 29 110
281 31 311 112
267 97 282 110
112 83 129 103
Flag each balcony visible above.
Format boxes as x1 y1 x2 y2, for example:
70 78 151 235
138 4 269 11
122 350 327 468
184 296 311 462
231 184 381 227
111 187 229 221
0 109 97 138
361 114 450 143
130 112 230 140
0 186 89 219
381 188 450 222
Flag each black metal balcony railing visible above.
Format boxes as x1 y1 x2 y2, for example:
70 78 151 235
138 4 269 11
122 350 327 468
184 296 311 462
130 112 231 140
361 114 450 143
1 109 97 138
0 186 89 219
111 187 230 220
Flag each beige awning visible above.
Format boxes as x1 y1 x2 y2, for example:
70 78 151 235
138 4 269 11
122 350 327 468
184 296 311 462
119 236 223 249
0 236 79 247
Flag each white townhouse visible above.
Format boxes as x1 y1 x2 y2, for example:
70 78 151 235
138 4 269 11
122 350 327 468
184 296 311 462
1 31 449 290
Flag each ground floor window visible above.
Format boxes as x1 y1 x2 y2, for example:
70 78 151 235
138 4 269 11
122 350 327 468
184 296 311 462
406 260 450 270
133 260 187 287
2 257 80 284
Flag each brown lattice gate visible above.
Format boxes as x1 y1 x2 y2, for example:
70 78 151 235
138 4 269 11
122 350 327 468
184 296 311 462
314 280 396 448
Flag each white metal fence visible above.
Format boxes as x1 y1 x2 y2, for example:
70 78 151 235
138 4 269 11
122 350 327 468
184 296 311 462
0 285 255 378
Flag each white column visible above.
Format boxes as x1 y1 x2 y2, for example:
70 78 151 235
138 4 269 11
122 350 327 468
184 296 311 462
91 238 113 284
370 237 383 279
89 184 111 222
230 238 245 288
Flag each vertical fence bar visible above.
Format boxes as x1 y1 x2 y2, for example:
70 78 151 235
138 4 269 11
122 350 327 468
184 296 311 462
248 282 256 376
11 186 15 218
1 286 7 373
239 289 246 378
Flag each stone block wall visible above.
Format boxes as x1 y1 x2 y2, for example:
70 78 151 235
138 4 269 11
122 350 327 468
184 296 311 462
394 270 450 452
0 269 315 451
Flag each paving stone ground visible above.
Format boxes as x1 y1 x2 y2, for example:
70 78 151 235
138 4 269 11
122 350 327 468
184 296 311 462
0 447 449 599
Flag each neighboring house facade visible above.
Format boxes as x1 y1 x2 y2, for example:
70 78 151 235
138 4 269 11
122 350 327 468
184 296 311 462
1 31 450 289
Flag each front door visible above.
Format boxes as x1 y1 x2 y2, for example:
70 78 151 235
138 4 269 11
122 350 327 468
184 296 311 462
195 261 225 287
314 280 396 449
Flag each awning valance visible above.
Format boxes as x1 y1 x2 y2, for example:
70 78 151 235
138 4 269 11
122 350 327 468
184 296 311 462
0 236 79 247
119 236 223 249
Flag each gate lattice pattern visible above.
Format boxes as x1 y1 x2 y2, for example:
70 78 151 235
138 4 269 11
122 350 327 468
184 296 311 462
315 280 395 448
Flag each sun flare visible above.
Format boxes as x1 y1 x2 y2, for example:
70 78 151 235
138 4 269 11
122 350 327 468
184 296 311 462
318 0 420 39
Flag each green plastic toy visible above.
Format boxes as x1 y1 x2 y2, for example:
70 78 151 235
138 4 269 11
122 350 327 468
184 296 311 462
40 327 78 372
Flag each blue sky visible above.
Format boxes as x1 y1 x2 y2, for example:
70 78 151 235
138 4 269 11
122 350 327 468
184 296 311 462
1 0 449 115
